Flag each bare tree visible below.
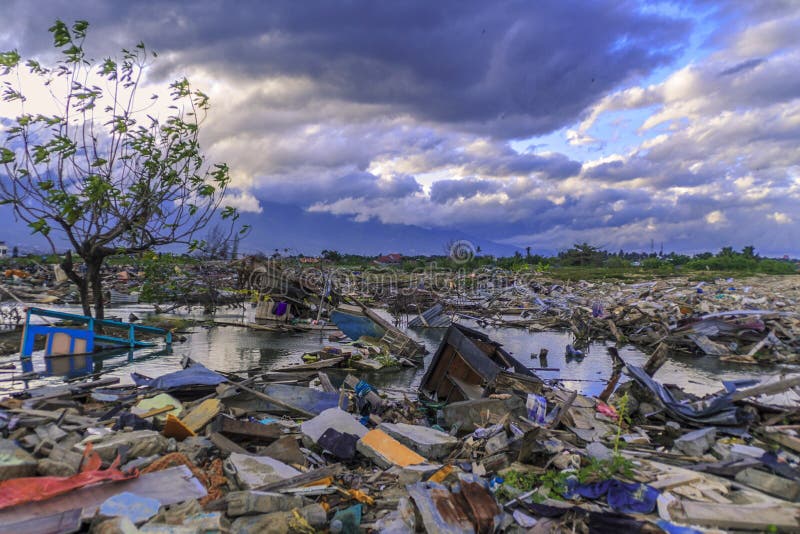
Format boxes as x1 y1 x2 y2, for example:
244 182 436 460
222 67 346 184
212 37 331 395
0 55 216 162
0 20 242 319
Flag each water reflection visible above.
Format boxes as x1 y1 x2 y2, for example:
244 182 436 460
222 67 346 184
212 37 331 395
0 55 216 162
0 303 788 396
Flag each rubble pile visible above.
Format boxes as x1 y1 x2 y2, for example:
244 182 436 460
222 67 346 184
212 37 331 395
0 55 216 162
2 327 800 533
439 275 800 365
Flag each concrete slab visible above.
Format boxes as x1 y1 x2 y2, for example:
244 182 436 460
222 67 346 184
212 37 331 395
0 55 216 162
0 439 37 481
224 453 302 490
674 427 716 457
356 429 426 469
379 422 458 459
300 408 367 444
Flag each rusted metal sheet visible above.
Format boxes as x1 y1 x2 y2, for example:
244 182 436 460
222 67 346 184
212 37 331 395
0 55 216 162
460 480 502 534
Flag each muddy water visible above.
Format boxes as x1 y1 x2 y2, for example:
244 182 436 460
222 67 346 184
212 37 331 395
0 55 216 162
0 303 786 397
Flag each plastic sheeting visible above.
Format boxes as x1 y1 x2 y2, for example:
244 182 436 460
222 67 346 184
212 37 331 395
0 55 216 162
132 364 226 390
625 364 751 426
563 478 659 514
0 444 136 509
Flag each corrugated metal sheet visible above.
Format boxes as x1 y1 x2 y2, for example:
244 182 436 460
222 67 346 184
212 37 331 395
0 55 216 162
408 303 452 328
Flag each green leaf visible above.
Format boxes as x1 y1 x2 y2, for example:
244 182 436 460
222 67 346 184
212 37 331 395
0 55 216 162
48 20 71 47
32 145 49 164
0 147 14 164
28 218 51 236
99 58 117 78
72 20 89 39
0 50 21 73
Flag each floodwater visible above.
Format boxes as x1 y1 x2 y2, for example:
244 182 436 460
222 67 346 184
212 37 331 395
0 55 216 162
0 303 787 397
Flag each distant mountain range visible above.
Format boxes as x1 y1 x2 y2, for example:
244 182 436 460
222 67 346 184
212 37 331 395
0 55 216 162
0 202 523 257
236 202 522 257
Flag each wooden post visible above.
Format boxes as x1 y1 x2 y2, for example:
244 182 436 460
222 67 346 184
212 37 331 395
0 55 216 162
643 342 669 377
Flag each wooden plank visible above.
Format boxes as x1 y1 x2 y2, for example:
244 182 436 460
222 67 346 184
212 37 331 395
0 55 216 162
223 379 315 418
344 375 383 411
677 501 800 530
0 507 81 534
549 390 578 429
271 357 345 372
730 375 800 402
255 464 341 492
649 473 702 490
317 372 337 393
642 342 669 377
212 415 283 441
764 431 800 454
449 375 484 400
209 431 248 455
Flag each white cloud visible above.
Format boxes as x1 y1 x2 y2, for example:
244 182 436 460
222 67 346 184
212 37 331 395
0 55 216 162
705 210 727 225
223 190 262 214
768 211 792 224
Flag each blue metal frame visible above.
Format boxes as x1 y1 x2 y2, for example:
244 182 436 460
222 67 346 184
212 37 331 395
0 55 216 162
20 307 172 358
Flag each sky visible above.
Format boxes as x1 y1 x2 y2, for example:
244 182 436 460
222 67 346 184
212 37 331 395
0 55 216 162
1 0 799 257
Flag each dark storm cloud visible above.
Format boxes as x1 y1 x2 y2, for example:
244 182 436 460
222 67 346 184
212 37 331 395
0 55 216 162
256 171 421 205
719 57 765 76
429 178 500 204
465 151 582 179
4 0 692 138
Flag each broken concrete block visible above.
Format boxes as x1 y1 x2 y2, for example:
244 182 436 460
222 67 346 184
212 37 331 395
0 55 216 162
177 436 214 464
586 441 613 461
224 452 302 490
674 427 716 457
230 503 327 534
729 444 766 461
0 438 38 481
257 436 307 466
141 512 229 533
484 431 511 455
45 442 84 471
300 408 367 445
91 515 139 534
37 457 78 477
357 429 427 469
227 490 306 517
735 468 800 501
395 464 443 485
83 430 169 462
379 422 458 459
442 397 525 432
34 423 68 443
373 496 417 533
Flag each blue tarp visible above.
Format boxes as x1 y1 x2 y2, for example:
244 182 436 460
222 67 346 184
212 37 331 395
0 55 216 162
225 383 340 416
330 310 384 341
564 478 659 514
626 364 749 426
131 364 226 390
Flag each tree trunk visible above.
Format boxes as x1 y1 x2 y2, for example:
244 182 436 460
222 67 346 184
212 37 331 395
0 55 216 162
61 251 91 317
86 259 105 322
